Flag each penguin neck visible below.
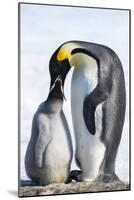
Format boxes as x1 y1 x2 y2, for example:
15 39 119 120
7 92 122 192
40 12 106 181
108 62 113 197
71 53 98 97
70 53 98 75
46 97 63 114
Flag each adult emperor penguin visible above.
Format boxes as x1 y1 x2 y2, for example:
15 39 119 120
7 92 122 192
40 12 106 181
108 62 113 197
25 74 73 185
49 41 126 183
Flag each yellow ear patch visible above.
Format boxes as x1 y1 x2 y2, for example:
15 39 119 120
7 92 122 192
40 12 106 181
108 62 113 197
56 43 80 62
57 49 71 61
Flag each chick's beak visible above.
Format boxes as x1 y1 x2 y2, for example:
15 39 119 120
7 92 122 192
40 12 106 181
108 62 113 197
60 82 66 101
49 75 66 101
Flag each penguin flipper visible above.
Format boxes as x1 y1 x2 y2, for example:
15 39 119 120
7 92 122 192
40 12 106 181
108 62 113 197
83 85 109 135
35 115 51 168
83 95 96 135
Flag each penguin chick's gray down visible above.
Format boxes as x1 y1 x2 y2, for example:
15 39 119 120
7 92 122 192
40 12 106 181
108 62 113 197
25 75 73 186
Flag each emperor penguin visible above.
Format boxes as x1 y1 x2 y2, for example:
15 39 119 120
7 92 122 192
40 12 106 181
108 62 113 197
25 74 73 185
49 41 126 183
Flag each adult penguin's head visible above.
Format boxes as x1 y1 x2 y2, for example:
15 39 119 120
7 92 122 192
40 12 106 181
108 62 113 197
49 45 72 97
49 42 86 98
49 42 78 87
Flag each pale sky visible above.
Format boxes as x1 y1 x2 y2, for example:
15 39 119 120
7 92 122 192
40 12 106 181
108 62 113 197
20 3 129 181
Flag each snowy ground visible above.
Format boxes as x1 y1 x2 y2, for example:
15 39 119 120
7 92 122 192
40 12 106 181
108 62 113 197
20 4 130 182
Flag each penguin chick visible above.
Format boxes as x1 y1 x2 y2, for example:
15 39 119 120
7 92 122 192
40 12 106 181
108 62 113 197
25 75 73 186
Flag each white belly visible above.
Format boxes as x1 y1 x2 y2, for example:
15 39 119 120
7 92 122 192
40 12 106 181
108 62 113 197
46 118 71 165
42 115 72 183
71 54 106 181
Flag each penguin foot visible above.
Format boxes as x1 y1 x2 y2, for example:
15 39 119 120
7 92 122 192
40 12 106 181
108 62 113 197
68 170 83 182
65 177 72 184
95 173 120 183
